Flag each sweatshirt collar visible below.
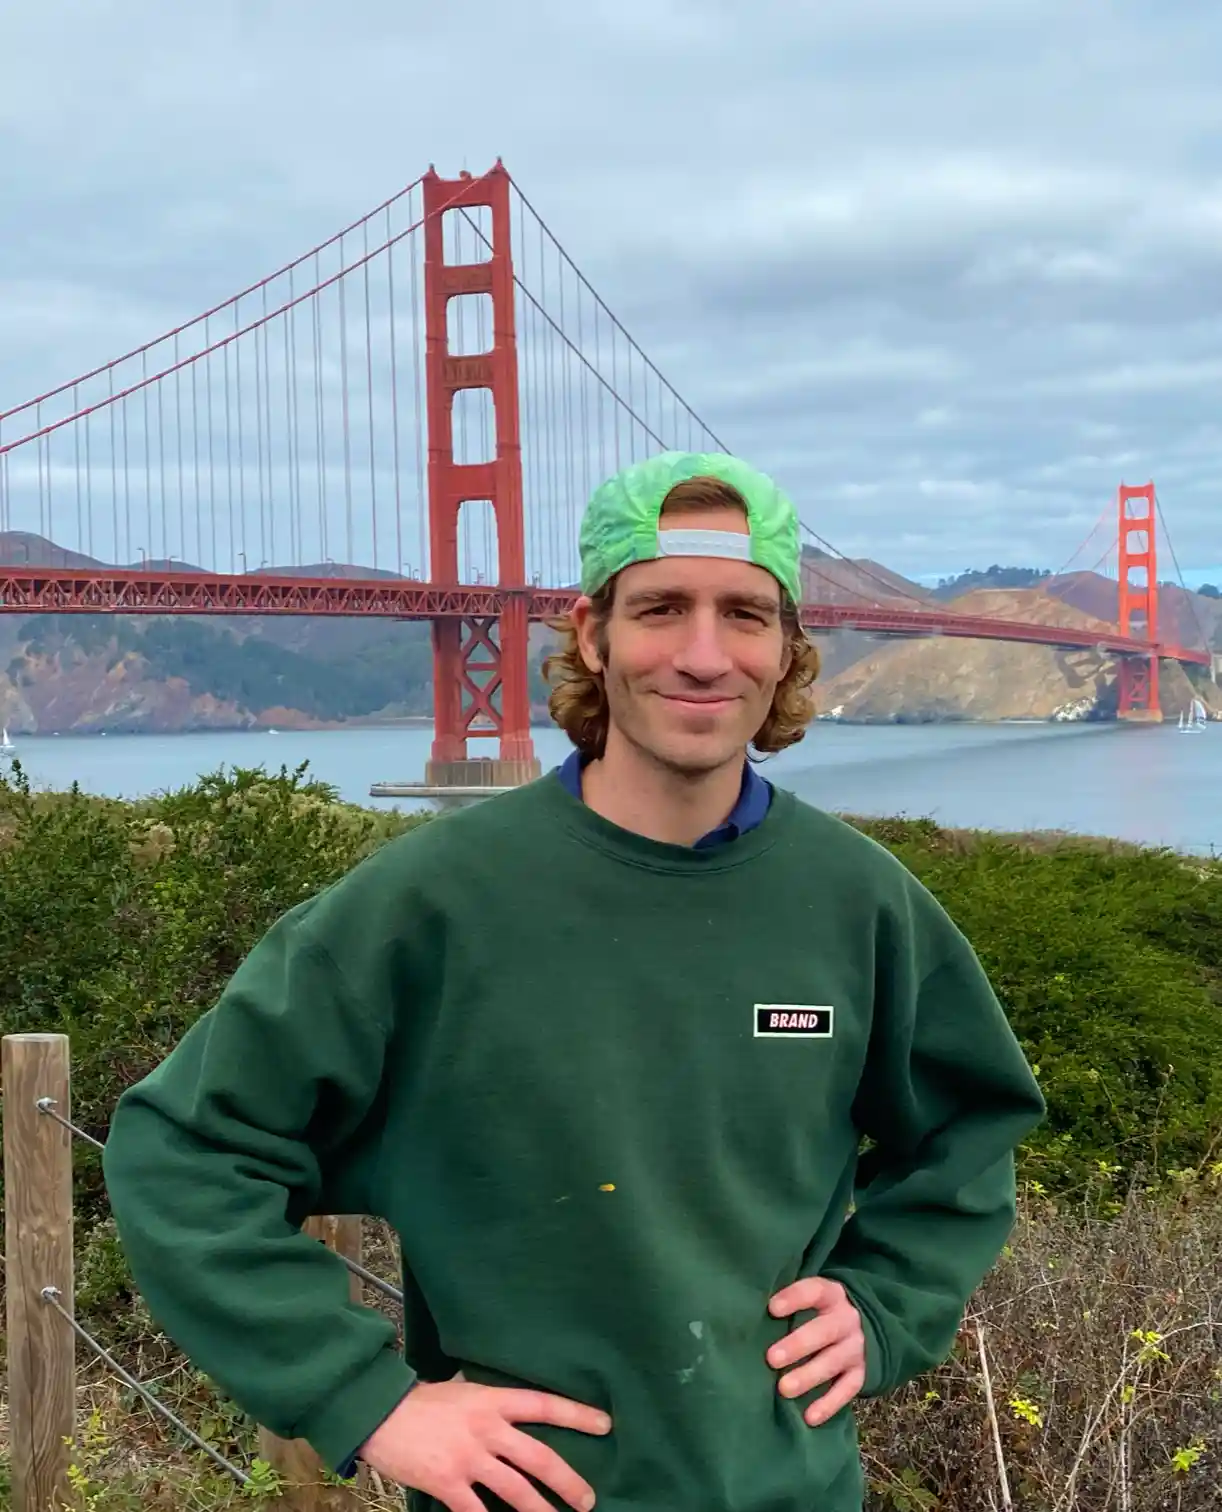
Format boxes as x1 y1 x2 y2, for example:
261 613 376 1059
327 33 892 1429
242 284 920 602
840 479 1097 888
554 748 772 849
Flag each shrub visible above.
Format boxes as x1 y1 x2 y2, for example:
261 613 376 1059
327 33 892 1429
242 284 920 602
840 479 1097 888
849 817 1222 1191
0 759 421 1122
0 759 424 1295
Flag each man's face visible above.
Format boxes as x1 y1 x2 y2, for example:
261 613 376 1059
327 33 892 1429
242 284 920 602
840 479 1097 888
574 505 792 777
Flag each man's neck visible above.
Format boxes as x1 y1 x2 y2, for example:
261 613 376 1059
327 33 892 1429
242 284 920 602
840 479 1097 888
579 733 746 847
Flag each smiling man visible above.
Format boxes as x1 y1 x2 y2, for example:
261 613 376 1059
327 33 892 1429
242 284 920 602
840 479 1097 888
103 451 1045 1512
547 457 820 849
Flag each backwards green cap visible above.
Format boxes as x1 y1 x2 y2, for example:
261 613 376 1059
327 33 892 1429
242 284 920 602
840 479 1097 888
578 451 802 606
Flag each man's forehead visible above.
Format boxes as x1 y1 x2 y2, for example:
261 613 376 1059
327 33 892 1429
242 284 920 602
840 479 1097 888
617 554 782 605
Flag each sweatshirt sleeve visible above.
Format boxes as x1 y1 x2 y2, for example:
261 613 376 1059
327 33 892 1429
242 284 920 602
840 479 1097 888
101 893 417 1474
820 878 1046 1398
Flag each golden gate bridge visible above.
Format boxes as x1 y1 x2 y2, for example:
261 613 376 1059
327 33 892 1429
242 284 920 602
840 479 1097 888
0 162 1211 793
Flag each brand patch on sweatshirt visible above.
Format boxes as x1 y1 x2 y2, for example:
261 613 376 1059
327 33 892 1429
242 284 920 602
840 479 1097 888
753 1005 834 1037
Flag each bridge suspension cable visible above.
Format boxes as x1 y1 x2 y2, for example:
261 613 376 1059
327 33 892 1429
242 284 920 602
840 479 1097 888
0 177 484 577
1155 490 1210 651
1051 502 1111 580
797 519 935 610
0 176 429 430
0 159 1208 734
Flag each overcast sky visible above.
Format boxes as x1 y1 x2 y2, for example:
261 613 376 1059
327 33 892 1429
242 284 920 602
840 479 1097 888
2 0 1221 584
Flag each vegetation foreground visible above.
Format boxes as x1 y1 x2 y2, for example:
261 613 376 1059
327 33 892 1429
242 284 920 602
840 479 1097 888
0 760 1219 1510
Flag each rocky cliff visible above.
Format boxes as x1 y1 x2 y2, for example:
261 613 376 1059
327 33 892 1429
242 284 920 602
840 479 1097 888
814 587 1221 723
0 612 437 736
0 648 248 735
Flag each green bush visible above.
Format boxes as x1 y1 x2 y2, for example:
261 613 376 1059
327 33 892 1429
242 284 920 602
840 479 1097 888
850 816 1222 1189
0 758 424 1318
0 759 421 1122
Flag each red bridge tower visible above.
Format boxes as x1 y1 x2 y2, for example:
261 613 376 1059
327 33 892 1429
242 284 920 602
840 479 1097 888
1116 482 1161 721
420 163 541 792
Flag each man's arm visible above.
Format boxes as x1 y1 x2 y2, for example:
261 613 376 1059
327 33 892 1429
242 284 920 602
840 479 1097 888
102 893 416 1474
104 860 614 1508
817 880 1046 1399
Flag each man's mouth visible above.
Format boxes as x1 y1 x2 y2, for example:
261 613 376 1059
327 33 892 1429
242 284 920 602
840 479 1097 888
660 692 737 711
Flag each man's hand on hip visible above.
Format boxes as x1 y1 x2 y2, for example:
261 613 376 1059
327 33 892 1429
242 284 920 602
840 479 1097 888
359 1379 611 1512
766 1276 867 1426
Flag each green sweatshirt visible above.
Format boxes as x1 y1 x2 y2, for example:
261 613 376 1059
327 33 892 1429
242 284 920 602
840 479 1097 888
103 773 1044 1511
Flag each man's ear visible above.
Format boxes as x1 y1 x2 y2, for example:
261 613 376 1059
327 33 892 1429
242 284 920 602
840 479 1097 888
571 596 604 674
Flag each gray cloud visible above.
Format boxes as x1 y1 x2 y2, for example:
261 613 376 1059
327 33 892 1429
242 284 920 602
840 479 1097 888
2 0 1221 582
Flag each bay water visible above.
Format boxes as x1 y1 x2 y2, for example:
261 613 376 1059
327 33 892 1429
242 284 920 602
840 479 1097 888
2 719 1216 856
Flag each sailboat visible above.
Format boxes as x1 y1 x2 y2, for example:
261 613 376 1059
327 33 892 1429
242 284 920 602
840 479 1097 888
0 726 14 757
1177 698 1208 733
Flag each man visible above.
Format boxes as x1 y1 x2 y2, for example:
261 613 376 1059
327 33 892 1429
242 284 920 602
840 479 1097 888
104 451 1045 1512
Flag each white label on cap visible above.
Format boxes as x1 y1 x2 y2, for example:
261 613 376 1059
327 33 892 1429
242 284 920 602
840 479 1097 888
656 528 752 562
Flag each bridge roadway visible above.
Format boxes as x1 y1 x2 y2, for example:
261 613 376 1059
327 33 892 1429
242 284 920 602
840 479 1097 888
0 564 1210 669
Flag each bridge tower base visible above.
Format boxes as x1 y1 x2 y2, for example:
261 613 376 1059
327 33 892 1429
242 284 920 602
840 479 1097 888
372 163 542 805
1115 482 1162 723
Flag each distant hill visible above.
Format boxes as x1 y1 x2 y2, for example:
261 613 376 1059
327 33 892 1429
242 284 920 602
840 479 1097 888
931 561 1221 651
0 613 438 735
1043 571 1221 651
0 532 405 581
799 544 932 606
0 533 442 733
816 585 1221 724
0 531 106 571
932 565 1051 600
796 546 936 682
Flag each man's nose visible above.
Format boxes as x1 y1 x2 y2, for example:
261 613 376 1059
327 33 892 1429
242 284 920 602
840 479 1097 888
671 610 734 681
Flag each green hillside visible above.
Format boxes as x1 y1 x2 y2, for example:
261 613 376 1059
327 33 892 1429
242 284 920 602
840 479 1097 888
12 614 434 720
7 614 556 725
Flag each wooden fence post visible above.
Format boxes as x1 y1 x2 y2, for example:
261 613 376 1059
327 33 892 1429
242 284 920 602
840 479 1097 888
257 1215 367 1510
3 1033 76 1512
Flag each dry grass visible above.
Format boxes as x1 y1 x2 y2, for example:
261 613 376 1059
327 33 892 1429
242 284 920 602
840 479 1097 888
859 1176 1222 1510
3 1190 1220 1511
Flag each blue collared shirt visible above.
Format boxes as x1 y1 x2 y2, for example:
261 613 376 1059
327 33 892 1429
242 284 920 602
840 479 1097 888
555 748 772 848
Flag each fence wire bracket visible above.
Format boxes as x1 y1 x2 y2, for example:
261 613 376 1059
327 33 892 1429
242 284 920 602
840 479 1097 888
36 1095 106 1152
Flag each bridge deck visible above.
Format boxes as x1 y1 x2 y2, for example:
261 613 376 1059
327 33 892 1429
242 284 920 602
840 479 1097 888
0 566 1208 667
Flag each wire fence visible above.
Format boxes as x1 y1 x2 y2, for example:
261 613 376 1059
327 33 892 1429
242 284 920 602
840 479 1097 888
2 1031 404 1512
39 1285 254 1489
